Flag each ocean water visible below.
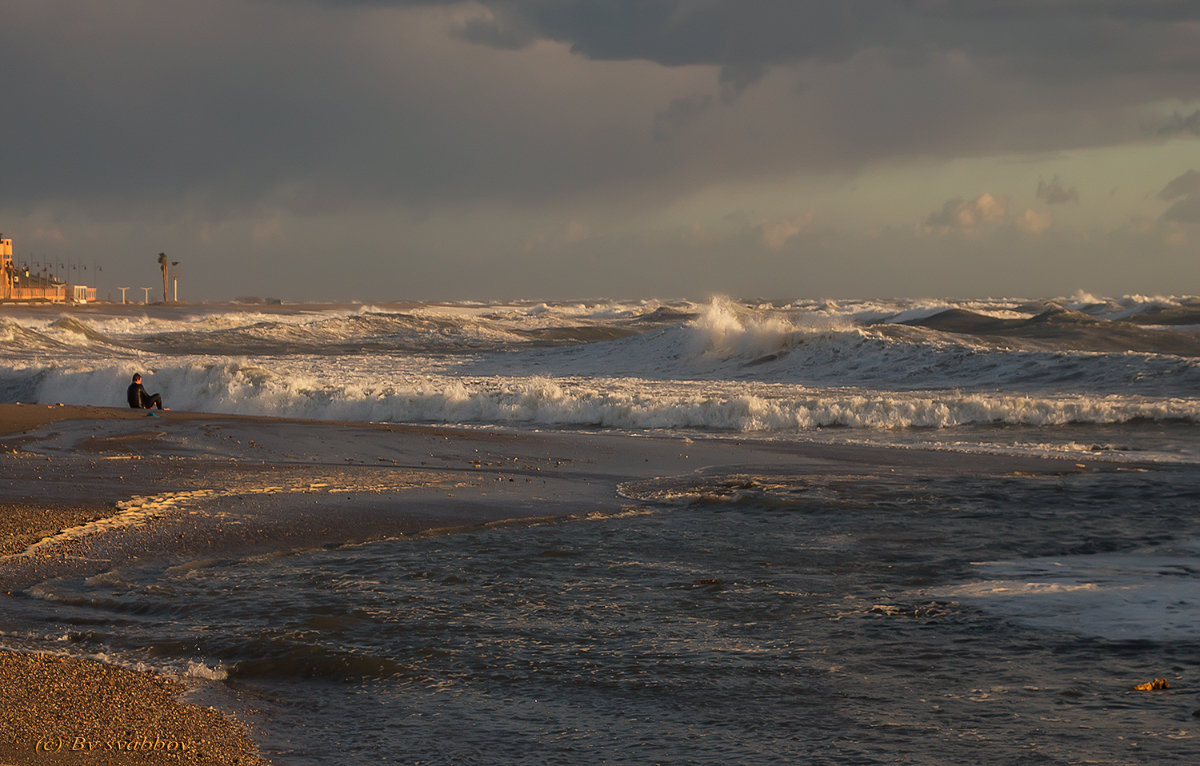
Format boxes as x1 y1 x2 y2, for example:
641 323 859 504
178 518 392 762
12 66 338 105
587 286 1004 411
3 295 1200 762
3 295 1200 446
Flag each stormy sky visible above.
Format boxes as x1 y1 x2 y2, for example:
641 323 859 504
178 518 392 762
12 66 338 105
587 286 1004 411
1 0 1197 301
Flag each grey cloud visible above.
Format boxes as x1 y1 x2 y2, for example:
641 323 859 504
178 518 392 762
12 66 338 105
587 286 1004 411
652 95 713 142
1157 109 1200 136
924 199 968 230
1158 169 1200 223
1037 177 1079 205
454 15 537 50
718 63 768 104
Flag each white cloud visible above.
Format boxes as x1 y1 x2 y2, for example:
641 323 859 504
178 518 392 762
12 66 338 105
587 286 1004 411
923 192 1007 233
1017 208 1054 234
757 213 814 249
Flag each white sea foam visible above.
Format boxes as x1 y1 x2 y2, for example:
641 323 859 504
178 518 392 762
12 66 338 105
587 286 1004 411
11 357 1199 435
14 489 218 559
930 546 1200 642
183 660 229 681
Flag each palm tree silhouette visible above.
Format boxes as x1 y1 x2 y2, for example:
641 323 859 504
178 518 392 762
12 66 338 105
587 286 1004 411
158 253 168 303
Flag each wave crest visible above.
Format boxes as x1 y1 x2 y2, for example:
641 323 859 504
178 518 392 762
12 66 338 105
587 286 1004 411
685 297 856 362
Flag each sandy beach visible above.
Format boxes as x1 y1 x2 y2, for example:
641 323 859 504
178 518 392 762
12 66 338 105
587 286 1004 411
0 403 1113 764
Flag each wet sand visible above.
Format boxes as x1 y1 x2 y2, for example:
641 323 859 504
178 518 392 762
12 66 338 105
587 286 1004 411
0 403 1102 764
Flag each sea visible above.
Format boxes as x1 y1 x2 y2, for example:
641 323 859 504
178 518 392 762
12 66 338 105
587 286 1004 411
2 294 1200 763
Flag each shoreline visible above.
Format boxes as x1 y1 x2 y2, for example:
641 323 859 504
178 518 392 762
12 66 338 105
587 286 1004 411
0 406 277 764
0 403 1134 764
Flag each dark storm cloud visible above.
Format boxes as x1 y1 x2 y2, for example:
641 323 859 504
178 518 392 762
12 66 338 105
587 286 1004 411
448 0 1200 72
2 0 1198 222
451 1 894 67
0 3 354 213
1158 170 1200 223
313 0 1200 85
0 1 672 215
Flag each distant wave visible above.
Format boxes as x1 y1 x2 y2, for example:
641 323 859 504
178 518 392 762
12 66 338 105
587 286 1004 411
2 305 666 358
895 304 1200 355
0 318 83 353
135 311 531 355
6 294 1200 358
0 316 137 355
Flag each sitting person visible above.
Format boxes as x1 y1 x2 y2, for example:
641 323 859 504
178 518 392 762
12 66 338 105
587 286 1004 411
126 373 167 410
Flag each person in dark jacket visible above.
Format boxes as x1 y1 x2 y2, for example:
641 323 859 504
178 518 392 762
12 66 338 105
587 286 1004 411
127 373 166 410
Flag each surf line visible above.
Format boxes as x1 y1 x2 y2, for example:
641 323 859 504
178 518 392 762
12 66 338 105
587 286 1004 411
7 471 452 561
12 489 219 560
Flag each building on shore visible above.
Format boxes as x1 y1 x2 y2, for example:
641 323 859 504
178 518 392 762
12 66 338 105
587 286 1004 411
1 234 94 303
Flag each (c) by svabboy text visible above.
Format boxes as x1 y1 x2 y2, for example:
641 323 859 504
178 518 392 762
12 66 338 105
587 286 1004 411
34 734 197 753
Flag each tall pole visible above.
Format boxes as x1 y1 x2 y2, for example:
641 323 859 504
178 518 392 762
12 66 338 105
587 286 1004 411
117 287 130 304
141 287 152 304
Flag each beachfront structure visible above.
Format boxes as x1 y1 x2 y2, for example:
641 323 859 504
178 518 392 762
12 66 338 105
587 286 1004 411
0 233 81 303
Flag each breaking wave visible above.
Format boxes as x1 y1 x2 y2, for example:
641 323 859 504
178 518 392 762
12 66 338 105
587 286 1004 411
2 294 1199 438
7 359 1198 433
487 299 1200 395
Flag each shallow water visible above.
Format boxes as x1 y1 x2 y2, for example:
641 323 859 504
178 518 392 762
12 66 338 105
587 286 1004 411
12 466 1200 764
